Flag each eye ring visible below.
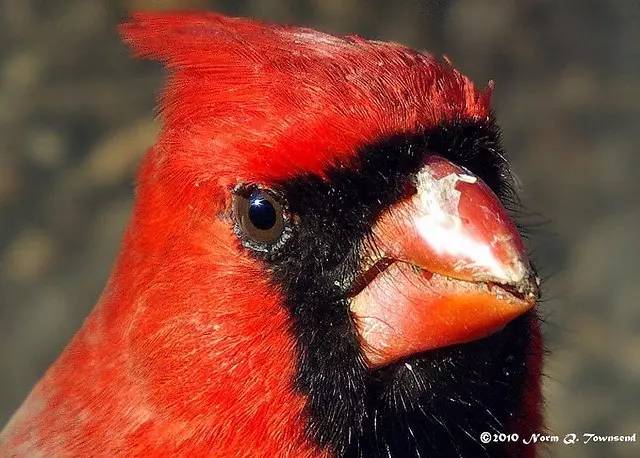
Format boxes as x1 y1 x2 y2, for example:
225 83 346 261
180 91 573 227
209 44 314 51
232 185 292 253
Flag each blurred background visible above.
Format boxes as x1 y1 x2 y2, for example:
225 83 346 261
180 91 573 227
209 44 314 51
0 0 638 456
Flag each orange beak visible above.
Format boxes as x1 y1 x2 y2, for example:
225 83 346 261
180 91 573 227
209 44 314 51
350 156 539 369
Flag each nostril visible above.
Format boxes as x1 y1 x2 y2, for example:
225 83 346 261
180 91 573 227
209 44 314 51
400 180 417 201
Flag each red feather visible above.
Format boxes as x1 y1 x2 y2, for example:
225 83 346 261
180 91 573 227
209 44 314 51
0 12 533 457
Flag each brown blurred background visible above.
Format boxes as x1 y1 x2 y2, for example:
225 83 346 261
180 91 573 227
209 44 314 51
0 0 638 456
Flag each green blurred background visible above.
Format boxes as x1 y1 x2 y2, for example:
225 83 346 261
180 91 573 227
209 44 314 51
0 0 638 456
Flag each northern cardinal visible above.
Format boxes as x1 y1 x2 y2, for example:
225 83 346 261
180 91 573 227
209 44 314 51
1 12 543 458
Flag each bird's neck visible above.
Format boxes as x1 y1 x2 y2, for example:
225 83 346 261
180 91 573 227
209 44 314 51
1 229 326 456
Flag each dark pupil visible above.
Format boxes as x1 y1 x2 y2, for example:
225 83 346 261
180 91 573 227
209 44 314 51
248 193 277 230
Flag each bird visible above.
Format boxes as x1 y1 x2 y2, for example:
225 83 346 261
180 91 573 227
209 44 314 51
0 11 543 458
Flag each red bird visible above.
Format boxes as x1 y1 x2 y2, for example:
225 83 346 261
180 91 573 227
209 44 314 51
1 12 543 457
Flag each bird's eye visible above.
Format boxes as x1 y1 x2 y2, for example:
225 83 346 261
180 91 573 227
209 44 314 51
233 187 288 250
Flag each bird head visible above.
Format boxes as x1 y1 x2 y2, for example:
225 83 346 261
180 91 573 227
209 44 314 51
1 12 543 457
